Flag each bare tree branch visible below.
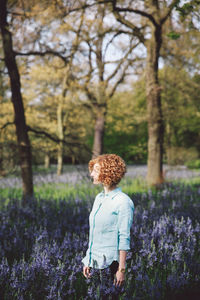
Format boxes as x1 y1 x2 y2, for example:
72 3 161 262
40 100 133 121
112 0 158 27
161 0 180 24
103 30 133 60
84 84 97 104
105 40 140 85
108 59 133 98
112 8 145 43
0 121 15 131
61 0 112 15
14 50 68 64
26 125 89 151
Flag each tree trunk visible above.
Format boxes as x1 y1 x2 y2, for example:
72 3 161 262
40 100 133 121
0 60 4 99
146 25 164 186
57 102 64 175
71 155 75 165
57 142 63 175
0 0 33 199
44 154 50 169
92 109 105 158
166 121 171 165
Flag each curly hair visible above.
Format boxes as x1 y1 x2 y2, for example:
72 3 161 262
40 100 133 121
88 154 126 187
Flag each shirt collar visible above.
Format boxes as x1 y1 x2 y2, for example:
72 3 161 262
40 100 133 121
100 187 121 198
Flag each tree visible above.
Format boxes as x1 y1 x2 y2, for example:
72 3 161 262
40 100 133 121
22 57 93 168
55 11 85 174
14 1 94 174
0 60 17 175
0 0 90 179
0 0 33 198
75 4 140 157
19 5 91 173
106 0 186 185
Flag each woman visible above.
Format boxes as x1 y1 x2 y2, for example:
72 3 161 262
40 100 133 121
82 154 134 299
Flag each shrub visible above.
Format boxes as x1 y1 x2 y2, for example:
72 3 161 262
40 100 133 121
186 159 200 170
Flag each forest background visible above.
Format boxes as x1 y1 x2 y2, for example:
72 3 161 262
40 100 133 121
0 0 200 198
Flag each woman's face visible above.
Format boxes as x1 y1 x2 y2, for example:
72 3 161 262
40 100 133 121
90 163 101 184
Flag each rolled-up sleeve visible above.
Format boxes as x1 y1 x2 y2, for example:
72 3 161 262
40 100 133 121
117 198 134 251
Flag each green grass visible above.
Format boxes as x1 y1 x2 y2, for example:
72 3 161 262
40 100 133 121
173 176 200 189
0 187 23 200
0 182 100 204
34 182 100 201
0 177 147 204
0 176 199 205
121 177 149 194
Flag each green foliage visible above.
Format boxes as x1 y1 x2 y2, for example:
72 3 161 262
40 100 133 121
104 66 200 166
175 1 200 18
166 147 199 166
160 66 200 164
104 132 147 164
176 3 194 16
105 82 147 163
167 31 181 40
185 159 200 169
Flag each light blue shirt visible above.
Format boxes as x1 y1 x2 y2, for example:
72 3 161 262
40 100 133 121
82 187 134 269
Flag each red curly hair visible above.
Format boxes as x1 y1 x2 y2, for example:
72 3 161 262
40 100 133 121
88 154 126 187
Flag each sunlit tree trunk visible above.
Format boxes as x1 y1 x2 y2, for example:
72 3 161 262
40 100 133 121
91 9 106 159
57 102 64 175
92 108 106 158
71 155 75 165
0 0 33 199
146 24 164 185
166 122 172 165
57 144 63 175
44 153 50 169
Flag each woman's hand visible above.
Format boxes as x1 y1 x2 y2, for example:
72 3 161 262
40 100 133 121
83 266 91 278
114 270 125 287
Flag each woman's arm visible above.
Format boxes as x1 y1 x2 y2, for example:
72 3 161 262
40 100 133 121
118 249 127 270
115 198 134 286
114 250 127 286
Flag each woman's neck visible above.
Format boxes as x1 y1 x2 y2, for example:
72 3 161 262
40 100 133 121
103 185 117 194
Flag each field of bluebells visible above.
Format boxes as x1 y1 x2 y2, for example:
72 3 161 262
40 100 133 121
0 165 200 300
